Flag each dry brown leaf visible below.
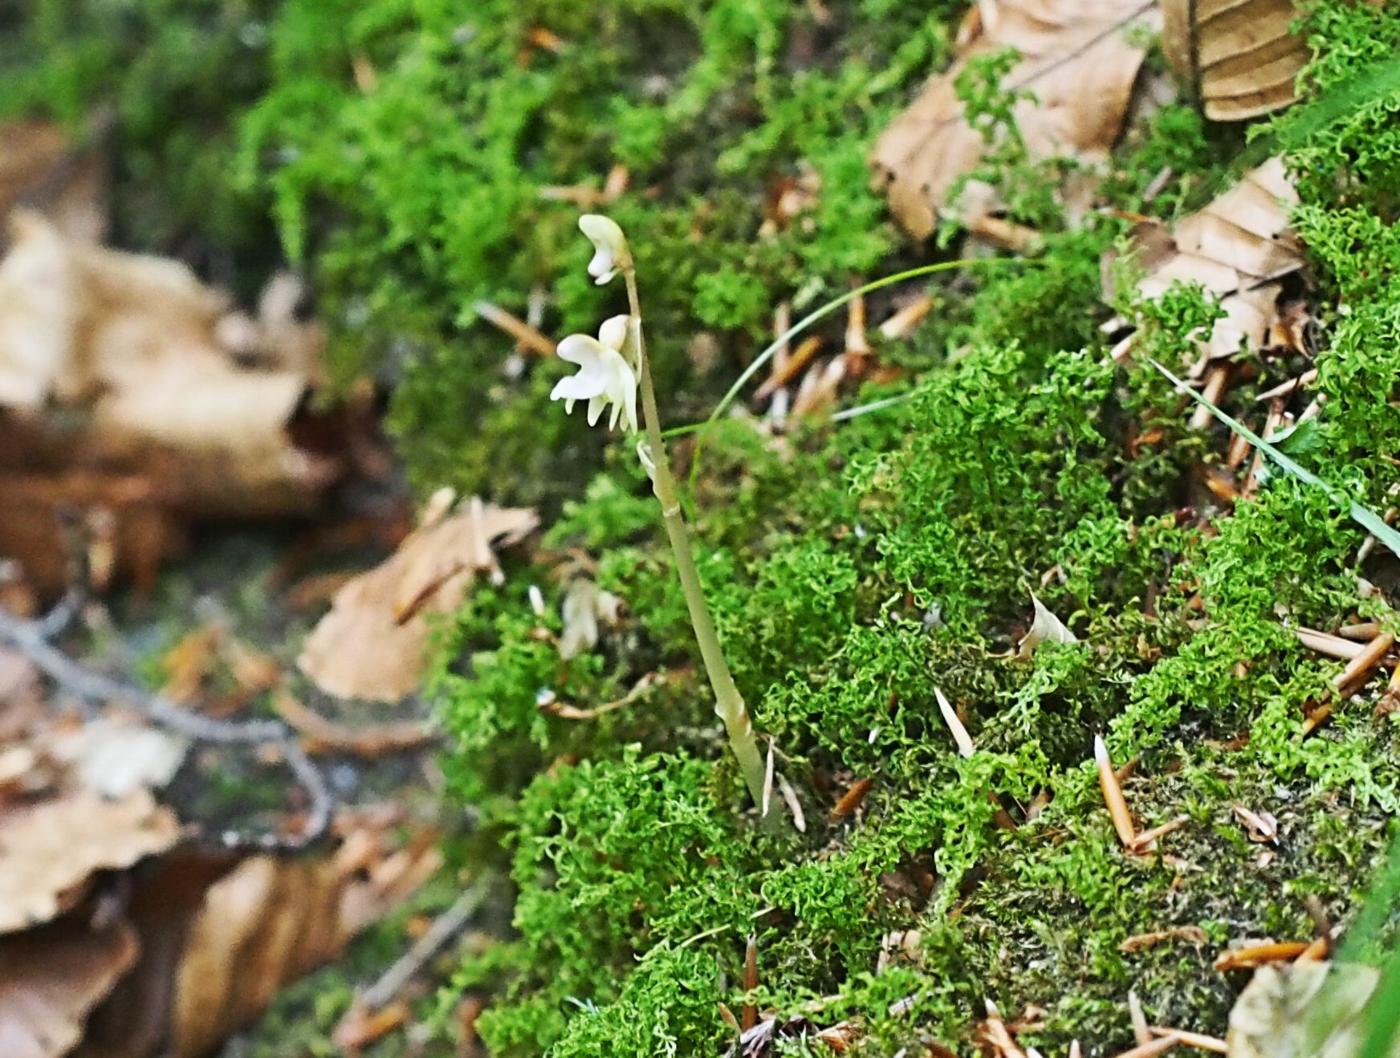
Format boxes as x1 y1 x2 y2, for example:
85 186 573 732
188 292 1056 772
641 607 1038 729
0 789 180 933
72 816 439 1058
0 120 106 248
41 717 188 800
0 213 347 594
0 917 138 1058
298 499 537 701
870 0 1159 238
0 211 331 484
169 855 344 1058
1162 0 1307 121
1109 156 1303 363
1227 962 1386 1058
1017 592 1078 657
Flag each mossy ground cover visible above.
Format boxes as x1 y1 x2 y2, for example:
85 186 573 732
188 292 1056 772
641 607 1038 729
6 1 1400 1055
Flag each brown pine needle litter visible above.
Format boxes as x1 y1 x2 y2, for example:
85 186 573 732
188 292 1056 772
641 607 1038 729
1333 630 1394 694
1213 940 1311 970
829 776 874 821
1149 1027 1227 1054
1112 1032 1180 1058
1095 735 1137 848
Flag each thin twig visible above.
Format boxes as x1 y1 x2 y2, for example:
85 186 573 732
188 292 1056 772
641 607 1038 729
0 604 334 849
356 880 489 1012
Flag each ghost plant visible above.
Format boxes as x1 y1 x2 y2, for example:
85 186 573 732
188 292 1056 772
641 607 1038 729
549 214 768 808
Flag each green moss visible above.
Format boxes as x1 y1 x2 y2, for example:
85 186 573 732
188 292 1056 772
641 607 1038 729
12 0 1400 1052
428 4 1400 1046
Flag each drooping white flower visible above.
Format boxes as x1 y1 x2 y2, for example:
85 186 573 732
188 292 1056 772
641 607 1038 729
550 314 638 432
578 214 631 285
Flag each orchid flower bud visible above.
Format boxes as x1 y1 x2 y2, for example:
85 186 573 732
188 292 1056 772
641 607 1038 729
579 214 631 286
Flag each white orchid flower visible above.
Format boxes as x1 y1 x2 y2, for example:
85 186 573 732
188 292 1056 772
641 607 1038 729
579 214 631 286
550 314 639 432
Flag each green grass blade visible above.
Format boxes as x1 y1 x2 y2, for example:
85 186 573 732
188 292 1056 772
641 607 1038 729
1151 359 1400 560
662 256 1041 441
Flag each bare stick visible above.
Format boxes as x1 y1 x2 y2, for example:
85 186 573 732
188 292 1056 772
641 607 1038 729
0 604 333 849
358 880 489 1011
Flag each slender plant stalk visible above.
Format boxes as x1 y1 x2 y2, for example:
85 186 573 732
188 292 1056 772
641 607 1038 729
624 270 767 806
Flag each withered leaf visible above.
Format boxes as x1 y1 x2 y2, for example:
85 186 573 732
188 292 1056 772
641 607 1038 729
298 498 538 701
1227 962 1390 1058
1162 0 1308 121
1017 593 1078 658
1109 156 1303 363
0 918 138 1058
0 789 180 934
871 0 1159 238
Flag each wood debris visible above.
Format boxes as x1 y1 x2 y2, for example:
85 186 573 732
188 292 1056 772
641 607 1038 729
1119 925 1209 953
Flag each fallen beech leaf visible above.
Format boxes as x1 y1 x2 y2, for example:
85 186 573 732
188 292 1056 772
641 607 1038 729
1017 592 1078 657
1109 157 1303 363
169 855 343 1058
0 917 138 1058
1227 962 1383 1058
298 499 538 701
871 0 1159 238
1162 0 1308 121
0 789 180 933
0 213 345 592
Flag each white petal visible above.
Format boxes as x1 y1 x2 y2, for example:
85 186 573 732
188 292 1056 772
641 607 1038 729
551 372 606 403
586 395 606 426
556 333 605 368
598 314 631 353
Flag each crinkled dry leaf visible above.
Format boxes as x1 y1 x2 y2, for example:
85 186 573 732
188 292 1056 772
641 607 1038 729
0 210 333 479
1109 157 1303 362
1017 592 1078 658
169 855 343 1058
0 917 138 1058
1227 962 1393 1058
43 717 188 800
298 499 538 701
870 0 1159 238
0 789 180 933
1163 0 1308 121
0 212 343 592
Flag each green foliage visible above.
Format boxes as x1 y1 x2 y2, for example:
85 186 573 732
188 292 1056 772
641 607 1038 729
232 0 966 500
14 0 1400 1052
0 0 279 273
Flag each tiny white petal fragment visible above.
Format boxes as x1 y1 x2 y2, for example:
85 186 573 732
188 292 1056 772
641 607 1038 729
578 214 631 286
935 687 975 758
1017 592 1078 658
528 583 545 617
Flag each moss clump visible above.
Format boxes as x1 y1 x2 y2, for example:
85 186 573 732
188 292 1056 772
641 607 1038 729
9 0 1400 1053
429 3 1400 1054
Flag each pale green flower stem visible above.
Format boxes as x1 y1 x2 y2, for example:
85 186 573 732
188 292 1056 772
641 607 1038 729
624 269 767 807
